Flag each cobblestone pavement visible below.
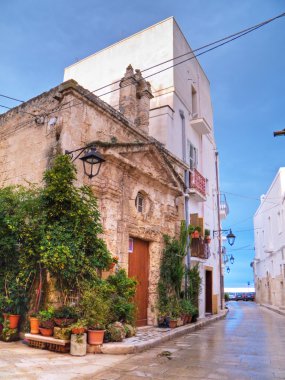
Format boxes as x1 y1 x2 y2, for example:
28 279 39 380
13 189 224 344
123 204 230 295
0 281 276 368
81 302 285 380
0 302 284 379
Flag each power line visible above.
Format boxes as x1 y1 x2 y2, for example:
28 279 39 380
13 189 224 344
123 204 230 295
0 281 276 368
0 103 36 117
92 11 285 94
0 94 24 103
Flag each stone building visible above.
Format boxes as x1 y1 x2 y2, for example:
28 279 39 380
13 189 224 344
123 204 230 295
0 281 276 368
0 71 187 326
64 17 229 316
253 168 285 310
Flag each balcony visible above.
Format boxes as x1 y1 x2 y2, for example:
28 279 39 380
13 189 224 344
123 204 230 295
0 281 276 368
189 169 206 202
191 117 211 135
219 193 229 220
191 238 210 260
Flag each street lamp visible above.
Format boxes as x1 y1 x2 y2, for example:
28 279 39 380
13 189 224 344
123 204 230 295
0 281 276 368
213 228 236 246
273 129 285 137
65 144 105 179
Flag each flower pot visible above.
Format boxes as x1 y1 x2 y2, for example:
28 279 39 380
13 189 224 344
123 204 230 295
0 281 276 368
72 327 86 335
87 329 105 345
205 236 211 244
169 320 177 329
191 231 200 239
187 314 192 323
108 262 116 270
39 327 53 336
70 333 87 356
8 315 20 329
29 317 40 334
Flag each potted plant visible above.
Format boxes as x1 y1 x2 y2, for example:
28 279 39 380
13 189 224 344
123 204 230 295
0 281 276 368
54 305 78 327
108 255 119 270
71 319 88 335
79 285 110 345
191 226 201 239
29 312 40 334
166 298 180 329
38 307 55 336
1 297 21 330
204 228 211 244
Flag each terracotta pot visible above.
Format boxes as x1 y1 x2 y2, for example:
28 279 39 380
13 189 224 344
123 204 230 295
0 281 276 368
87 329 105 345
108 262 116 270
169 320 177 329
29 317 40 334
39 327 53 336
187 315 192 324
191 231 200 239
72 327 86 335
8 314 20 329
205 236 211 244
182 315 188 325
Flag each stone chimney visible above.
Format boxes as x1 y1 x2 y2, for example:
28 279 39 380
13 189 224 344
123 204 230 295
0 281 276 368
119 65 153 134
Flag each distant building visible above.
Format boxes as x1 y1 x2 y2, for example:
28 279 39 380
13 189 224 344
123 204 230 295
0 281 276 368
64 17 229 316
253 168 285 309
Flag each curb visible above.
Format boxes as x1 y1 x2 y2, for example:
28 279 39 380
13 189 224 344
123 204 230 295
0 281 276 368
259 303 285 317
101 309 228 355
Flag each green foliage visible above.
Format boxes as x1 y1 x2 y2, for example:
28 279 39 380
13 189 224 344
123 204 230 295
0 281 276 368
224 292 229 302
0 155 113 315
38 306 54 323
54 305 78 319
185 264 202 309
157 221 189 314
204 228 210 237
157 222 202 319
106 269 137 325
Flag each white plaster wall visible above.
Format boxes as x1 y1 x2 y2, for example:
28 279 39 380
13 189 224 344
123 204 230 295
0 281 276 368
254 168 285 305
64 17 223 312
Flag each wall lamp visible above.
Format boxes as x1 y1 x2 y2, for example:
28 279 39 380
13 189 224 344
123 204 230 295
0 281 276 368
213 229 236 246
223 254 235 265
273 129 285 137
65 144 105 179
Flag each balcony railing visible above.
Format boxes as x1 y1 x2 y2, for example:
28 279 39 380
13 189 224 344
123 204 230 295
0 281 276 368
219 193 229 219
191 238 210 260
189 169 206 201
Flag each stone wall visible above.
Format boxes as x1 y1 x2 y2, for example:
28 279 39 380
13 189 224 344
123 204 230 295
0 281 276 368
0 80 186 325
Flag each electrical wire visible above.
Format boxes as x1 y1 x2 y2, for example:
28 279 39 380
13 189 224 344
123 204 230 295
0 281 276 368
0 103 36 117
92 11 285 94
0 94 24 103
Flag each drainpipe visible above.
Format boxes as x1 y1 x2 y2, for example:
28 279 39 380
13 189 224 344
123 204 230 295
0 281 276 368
215 151 223 310
180 110 191 268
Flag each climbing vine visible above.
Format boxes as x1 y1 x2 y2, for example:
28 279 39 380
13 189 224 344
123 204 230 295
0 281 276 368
0 155 112 313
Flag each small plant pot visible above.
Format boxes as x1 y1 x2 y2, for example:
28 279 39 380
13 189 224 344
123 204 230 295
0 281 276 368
108 262 116 270
8 315 20 329
29 317 40 334
191 231 200 239
169 320 177 329
72 327 86 335
205 236 211 244
87 330 105 345
39 327 53 337
187 314 192 323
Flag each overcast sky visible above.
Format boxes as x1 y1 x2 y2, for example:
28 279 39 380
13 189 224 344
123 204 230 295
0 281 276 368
1 0 285 288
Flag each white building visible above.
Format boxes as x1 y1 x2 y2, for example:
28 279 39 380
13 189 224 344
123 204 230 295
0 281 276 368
253 168 285 308
64 17 229 316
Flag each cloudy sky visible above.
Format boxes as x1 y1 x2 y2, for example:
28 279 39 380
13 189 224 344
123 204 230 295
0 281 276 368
1 0 285 287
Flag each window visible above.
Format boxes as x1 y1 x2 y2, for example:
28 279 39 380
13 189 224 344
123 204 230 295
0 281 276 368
188 141 198 171
135 192 144 213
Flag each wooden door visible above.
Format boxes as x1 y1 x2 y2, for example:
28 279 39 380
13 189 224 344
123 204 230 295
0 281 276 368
128 238 149 327
205 270 213 314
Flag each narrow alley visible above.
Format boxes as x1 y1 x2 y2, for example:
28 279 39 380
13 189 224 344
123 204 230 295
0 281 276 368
0 302 284 379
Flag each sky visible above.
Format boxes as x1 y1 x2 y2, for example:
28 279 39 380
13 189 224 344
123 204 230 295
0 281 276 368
1 0 285 288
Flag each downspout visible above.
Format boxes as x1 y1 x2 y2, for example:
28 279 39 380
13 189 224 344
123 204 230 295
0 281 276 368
215 151 223 310
180 110 191 268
